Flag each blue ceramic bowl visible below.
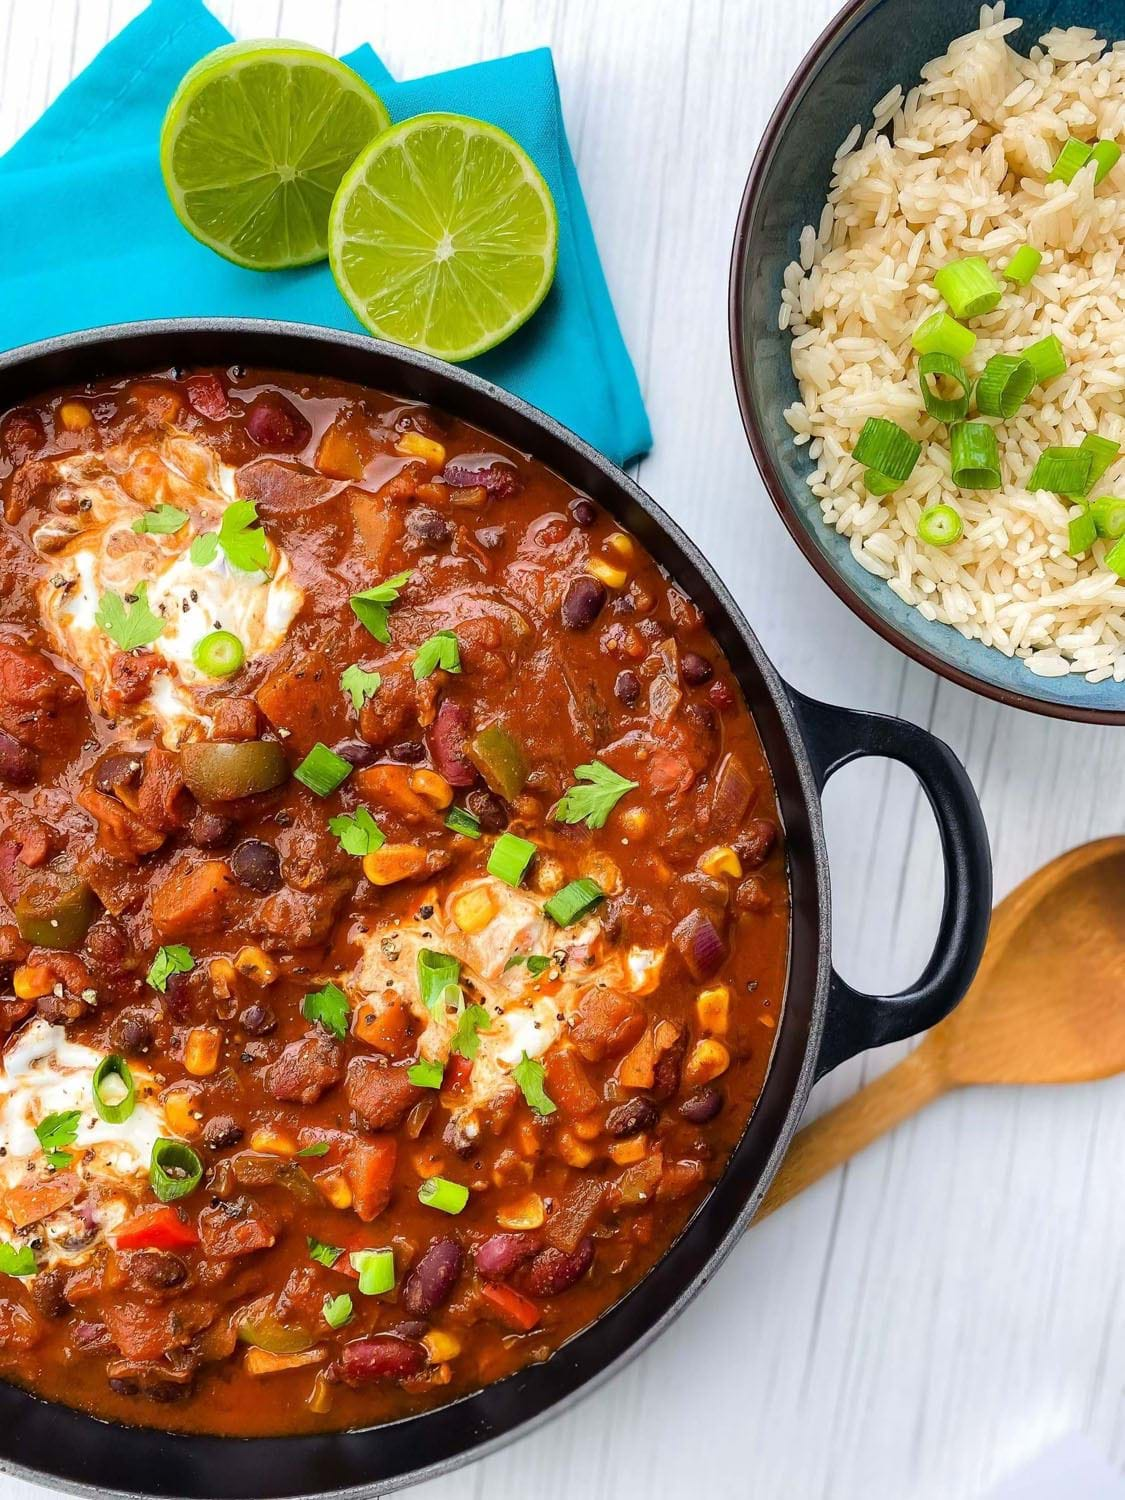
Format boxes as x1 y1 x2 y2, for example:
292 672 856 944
729 0 1125 724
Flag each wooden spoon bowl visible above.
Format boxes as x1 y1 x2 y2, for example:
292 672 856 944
757 836 1125 1221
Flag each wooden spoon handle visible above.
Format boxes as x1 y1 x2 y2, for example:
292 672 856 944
753 1045 948 1223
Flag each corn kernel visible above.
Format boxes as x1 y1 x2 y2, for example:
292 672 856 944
423 1329 462 1363
696 985 731 1036
516 1120 541 1158
234 946 277 986
586 556 628 589
363 844 430 885
530 853 566 896
581 850 621 893
13 964 54 1000
410 768 454 810
209 957 237 999
58 401 92 432
684 1038 731 1086
395 431 447 467
306 1370 334 1415
608 1136 648 1165
164 1088 200 1139
605 531 635 560
413 1150 445 1180
573 1115 603 1141
430 1362 453 1386
497 1192 546 1230
451 885 497 935
250 1127 296 1157
620 806 651 839
316 1171 353 1210
184 1027 221 1077
556 1130 596 1168
698 846 743 879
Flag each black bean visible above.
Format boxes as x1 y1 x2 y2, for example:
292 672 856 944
201 1114 243 1150
680 651 714 685
229 839 281 894
605 1097 658 1138
735 818 778 870
334 739 379 770
240 1003 277 1037
561 575 607 630
614 670 640 707
401 1237 463 1317
465 787 508 832
679 1086 723 1124
188 809 235 850
389 740 426 764
93 751 143 797
109 1008 155 1055
569 498 597 528
406 507 451 546
0 730 36 787
685 703 716 732
30 1270 68 1319
125 1251 187 1290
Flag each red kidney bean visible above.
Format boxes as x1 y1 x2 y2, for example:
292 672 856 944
524 1237 594 1298
475 1232 542 1281
402 1236 463 1317
708 679 735 711
229 839 281 894
605 1097 658 1138
680 651 714 685
735 818 778 869
245 394 311 452
679 1086 723 1124
735 876 771 913
614 670 640 707
561 576 607 630
427 700 475 787
442 457 521 497
465 787 507 832
185 373 229 420
338 1336 427 1385
0 731 37 787
569 498 597 527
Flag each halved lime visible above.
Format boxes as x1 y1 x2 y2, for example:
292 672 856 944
328 113 559 362
160 41 389 270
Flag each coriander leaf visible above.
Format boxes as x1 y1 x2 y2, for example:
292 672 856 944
302 982 350 1040
553 760 639 830
189 532 220 567
417 949 461 1018
296 1142 330 1158
0 1243 36 1277
511 1053 556 1116
94 583 165 651
340 664 382 712
503 954 551 978
307 1235 343 1268
412 630 461 681
407 1057 445 1089
35 1109 81 1169
132 504 188 536
350 570 413 644
147 944 194 993
328 806 386 858
218 499 272 573
449 1003 491 1062
323 1292 353 1329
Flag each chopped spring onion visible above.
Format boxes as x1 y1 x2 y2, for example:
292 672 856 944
1067 506 1097 557
933 255 1002 319
417 949 461 1018
1003 244 1042 285
1024 334 1067 384
544 877 605 928
1048 137 1093 183
192 629 244 678
917 352 972 423
863 470 901 496
853 417 921 492
322 1293 353 1330
444 805 482 839
975 355 1036 419
407 1057 444 1089
350 1247 395 1295
1026 446 1094 496
487 832 536 888
917 504 964 548
150 1138 203 1204
1077 434 1120 494
950 422 1002 490
417 1177 470 1216
1091 496 1125 540
294 742 351 797
92 1054 136 1125
1106 534 1125 578
1091 139 1122 185
911 310 977 360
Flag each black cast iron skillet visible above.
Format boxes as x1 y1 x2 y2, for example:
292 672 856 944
0 321 991 1499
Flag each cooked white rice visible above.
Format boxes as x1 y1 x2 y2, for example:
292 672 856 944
781 4 1125 684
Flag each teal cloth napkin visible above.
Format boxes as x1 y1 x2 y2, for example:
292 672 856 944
0 0 651 466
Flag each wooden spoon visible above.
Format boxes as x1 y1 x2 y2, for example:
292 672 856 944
756 836 1125 1222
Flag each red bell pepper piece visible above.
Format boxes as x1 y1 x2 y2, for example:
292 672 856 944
113 1206 200 1252
479 1281 541 1332
346 1138 397 1223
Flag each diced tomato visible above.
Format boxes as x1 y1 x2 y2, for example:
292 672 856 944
444 1053 473 1092
346 1138 397 1222
113 1206 200 1252
479 1281 541 1332
185 373 229 420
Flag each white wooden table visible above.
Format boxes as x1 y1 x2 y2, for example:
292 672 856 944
2 3 1123 1497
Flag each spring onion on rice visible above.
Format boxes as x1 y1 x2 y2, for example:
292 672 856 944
976 355 1035 418
918 353 972 422
933 256 1002 319
950 423 1001 490
1003 244 1041 284
911 311 977 360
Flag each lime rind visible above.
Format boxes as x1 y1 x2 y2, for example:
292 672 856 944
160 41 390 272
328 112 559 362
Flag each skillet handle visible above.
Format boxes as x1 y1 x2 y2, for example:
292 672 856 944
787 689 991 1080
